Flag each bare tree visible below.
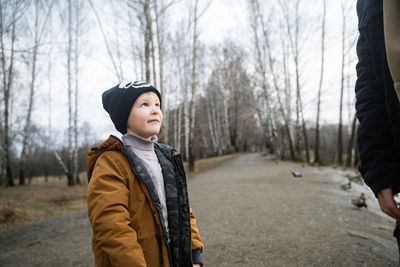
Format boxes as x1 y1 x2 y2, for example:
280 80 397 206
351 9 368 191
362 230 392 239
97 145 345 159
280 0 310 163
143 0 152 82
153 0 165 142
51 0 86 185
170 21 191 158
337 0 355 165
248 0 277 155
72 0 87 185
314 0 326 165
0 0 25 186
19 0 53 185
187 0 198 172
187 0 212 171
66 0 74 185
250 0 295 160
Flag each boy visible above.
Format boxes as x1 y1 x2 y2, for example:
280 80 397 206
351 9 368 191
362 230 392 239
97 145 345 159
87 81 203 267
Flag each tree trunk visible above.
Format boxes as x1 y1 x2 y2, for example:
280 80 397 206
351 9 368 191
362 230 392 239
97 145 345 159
154 0 167 143
353 137 359 168
144 0 151 82
314 0 326 165
54 151 74 185
206 93 218 154
337 1 348 165
292 2 309 163
73 0 81 185
188 0 199 172
0 2 19 186
345 113 357 167
66 0 75 185
250 5 277 155
19 0 45 185
279 0 310 162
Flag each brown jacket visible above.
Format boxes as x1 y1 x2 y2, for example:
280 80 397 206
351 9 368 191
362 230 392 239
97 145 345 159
87 136 203 267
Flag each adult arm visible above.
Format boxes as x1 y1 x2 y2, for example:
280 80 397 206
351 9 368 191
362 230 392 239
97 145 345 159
87 151 147 267
355 24 400 197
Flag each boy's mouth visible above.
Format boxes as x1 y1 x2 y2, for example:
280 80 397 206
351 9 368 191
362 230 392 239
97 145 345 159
148 119 160 123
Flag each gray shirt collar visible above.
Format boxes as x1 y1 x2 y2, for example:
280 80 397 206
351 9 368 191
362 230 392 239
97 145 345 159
122 133 157 151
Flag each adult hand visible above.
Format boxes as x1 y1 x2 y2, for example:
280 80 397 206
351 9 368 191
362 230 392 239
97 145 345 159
377 187 400 221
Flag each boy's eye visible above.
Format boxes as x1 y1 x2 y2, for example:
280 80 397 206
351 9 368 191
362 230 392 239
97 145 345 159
141 103 148 107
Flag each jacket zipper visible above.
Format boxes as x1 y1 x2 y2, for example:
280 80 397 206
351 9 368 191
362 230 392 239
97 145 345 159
156 234 163 265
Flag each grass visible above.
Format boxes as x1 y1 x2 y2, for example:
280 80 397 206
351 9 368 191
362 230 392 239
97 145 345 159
0 173 88 231
184 153 238 178
0 153 236 230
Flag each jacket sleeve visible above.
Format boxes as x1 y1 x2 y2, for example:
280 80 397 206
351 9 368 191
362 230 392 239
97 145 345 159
355 26 400 196
189 207 203 265
87 151 147 267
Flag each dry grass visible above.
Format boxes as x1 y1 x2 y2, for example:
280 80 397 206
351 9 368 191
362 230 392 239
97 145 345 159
0 173 88 231
0 154 236 230
184 154 238 178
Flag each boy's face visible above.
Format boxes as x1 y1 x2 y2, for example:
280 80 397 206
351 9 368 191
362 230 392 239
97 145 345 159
126 92 163 140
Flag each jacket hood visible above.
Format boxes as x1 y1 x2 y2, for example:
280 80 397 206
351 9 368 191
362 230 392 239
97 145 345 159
87 135 125 182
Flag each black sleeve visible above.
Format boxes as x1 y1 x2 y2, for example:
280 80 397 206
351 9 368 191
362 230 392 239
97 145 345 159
355 22 400 196
192 249 203 266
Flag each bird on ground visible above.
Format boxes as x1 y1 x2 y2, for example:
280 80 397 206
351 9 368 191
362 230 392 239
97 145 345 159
340 182 351 191
348 174 363 185
351 193 367 209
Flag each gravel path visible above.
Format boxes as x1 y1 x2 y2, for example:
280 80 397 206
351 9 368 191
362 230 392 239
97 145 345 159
0 154 398 266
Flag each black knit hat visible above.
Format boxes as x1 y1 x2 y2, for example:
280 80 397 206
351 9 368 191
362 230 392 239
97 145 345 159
102 81 162 134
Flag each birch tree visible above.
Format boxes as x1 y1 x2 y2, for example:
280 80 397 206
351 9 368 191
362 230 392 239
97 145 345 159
52 0 86 185
0 0 25 186
248 0 277 155
19 0 53 185
280 0 310 163
153 0 168 142
337 0 355 165
249 0 295 160
188 0 211 171
314 0 326 165
66 0 74 185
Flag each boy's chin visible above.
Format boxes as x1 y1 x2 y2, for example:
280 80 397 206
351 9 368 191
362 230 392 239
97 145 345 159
148 130 160 137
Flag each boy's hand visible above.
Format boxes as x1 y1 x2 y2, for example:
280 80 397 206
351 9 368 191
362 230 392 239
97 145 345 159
378 188 400 221
193 264 201 267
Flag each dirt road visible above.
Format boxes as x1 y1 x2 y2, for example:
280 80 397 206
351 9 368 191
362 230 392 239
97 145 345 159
0 154 398 266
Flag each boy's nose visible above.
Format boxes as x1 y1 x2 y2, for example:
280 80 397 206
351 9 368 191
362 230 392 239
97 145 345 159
151 105 161 114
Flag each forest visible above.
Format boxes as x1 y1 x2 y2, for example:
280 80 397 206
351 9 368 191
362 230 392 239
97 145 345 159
0 0 358 186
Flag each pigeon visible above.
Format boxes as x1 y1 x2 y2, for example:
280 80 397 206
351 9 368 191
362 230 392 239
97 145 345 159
348 174 363 185
351 193 367 209
291 171 302 178
340 182 351 191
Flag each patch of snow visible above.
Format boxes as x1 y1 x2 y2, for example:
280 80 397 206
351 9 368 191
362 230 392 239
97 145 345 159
312 167 399 224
